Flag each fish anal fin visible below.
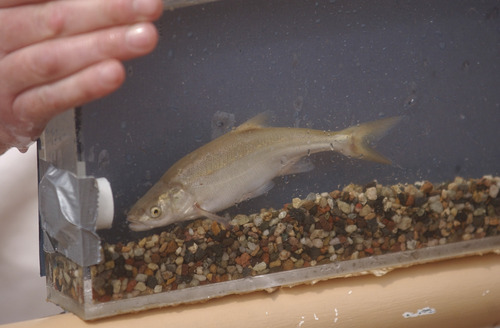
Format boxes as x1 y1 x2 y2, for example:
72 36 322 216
279 157 315 176
234 112 271 132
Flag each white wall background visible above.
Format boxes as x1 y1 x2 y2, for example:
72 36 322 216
0 145 61 324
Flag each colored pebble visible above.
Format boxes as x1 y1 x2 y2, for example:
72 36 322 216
47 175 500 304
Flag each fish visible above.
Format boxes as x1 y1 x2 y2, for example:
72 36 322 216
127 114 401 231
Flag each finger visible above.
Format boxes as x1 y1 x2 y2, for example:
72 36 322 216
0 0 163 53
11 59 125 139
2 22 158 95
0 0 53 8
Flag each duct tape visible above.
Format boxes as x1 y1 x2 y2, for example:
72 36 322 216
39 163 114 267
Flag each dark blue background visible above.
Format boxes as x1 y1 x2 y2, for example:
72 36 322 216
79 0 500 241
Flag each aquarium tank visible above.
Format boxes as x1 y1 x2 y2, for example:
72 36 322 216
38 0 500 320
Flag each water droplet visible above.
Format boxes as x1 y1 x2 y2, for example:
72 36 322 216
404 95 417 109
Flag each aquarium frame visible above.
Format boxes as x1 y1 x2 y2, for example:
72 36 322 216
46 235 500 320
37 0 500 320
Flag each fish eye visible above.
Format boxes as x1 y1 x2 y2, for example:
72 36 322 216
150 206 162 218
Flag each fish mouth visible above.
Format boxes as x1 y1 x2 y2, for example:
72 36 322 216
128 220 154 231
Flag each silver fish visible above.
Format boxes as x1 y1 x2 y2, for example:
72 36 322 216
128 114 401 231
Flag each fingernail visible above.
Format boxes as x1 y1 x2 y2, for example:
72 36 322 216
133 0 161 17
126 24 154 51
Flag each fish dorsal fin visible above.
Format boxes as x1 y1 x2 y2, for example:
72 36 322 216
234 112 270 132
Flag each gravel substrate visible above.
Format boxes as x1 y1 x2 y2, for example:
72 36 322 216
49 176 500 303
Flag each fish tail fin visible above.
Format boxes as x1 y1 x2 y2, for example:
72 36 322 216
339 116 402 164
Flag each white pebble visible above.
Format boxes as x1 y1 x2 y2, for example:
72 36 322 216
358 193 367 205
253 262 267 272
327 198 334 208
329 237 340 246
247 242 258 251
337 200 351 214
312 238 323 248
112 280 121 294
301 237 313 248
383 200 392 212
429 201 444 213
232 214 250 225
366 187 378 201
147 263 159 271
269 217 280 226
305 192 317 201
292 198 303 209
359 205 372 217
397 216 413 231
489 184 499 198
319 197 328 208
134 248 145 257
135 273 148 282
428 195 440 202
345 224 357 234
278 211 287 219
253 216 263 227
134 282 147 292
193 274 207 282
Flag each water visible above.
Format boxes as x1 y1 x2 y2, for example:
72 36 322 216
39 0 500 319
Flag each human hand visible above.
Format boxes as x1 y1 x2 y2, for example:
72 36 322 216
0 0 163 154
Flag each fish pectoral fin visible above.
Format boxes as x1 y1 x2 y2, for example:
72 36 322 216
279 157 315 176
238 180 275 203
194 203 231 228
